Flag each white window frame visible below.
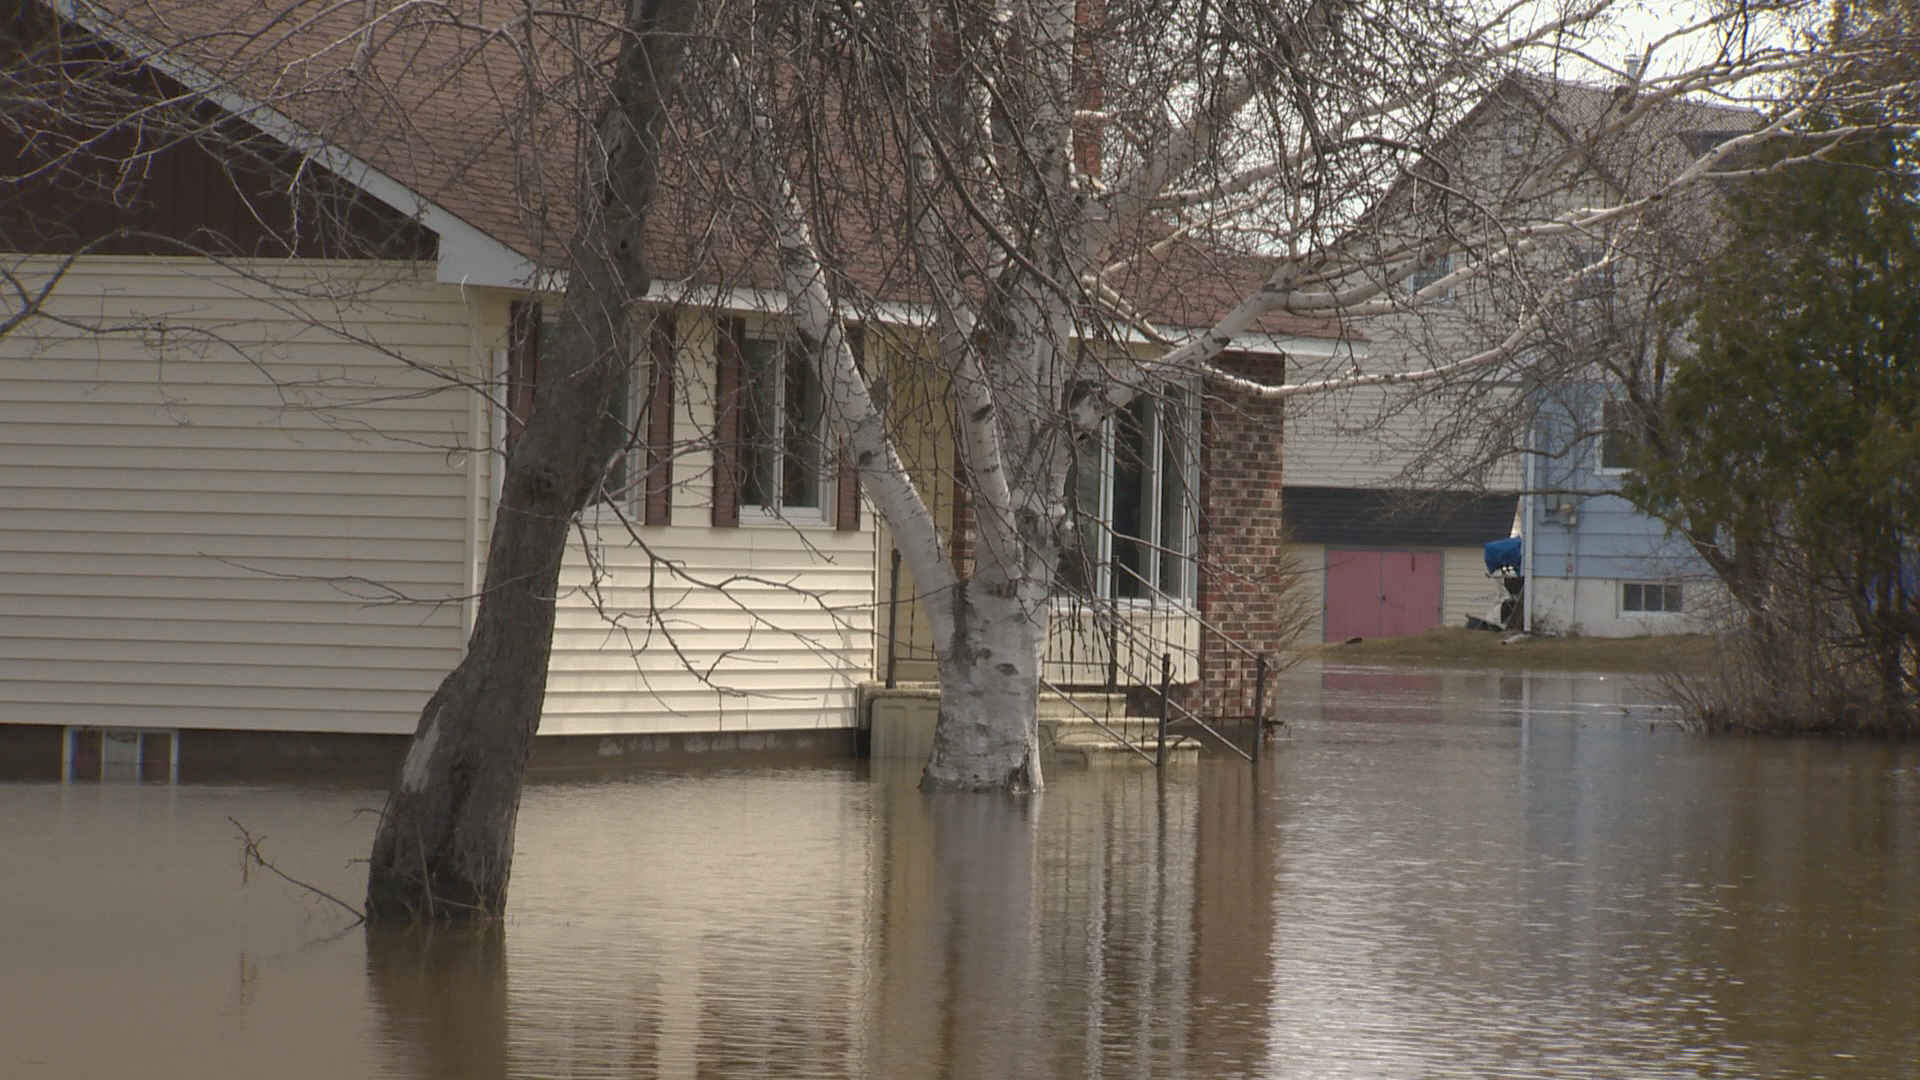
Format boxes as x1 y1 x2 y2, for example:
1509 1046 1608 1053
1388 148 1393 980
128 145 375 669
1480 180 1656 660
736 332 831 526
1620 581 1683 616
1058 385 1200 607
1595 399 1633 477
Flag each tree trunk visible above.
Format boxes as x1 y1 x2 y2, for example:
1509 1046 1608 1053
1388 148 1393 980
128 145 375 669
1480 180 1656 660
922 575 1049 793
365 0 697 920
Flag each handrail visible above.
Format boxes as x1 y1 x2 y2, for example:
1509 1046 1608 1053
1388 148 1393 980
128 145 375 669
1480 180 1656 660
1038 679 1162 765
881 556 1278 767
1159 688 1255 762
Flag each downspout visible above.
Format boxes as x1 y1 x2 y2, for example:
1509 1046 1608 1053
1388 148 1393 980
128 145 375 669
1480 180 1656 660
1522 440 1536 633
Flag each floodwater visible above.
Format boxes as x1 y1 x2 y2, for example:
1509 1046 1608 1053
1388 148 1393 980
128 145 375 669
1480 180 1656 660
4 664 1918 1080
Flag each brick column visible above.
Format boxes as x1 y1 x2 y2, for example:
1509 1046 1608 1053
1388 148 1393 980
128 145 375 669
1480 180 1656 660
1190 355 1288 718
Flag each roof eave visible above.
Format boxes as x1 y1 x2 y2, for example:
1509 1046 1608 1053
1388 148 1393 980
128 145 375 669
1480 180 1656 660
50 0 539 289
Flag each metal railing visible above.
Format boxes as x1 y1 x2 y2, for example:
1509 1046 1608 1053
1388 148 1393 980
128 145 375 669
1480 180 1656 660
883 548 1278 766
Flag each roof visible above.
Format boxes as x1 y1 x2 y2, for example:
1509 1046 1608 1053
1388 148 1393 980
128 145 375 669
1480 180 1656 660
1282 486 1518 548
40 0 1349 343
1505 75 1762 202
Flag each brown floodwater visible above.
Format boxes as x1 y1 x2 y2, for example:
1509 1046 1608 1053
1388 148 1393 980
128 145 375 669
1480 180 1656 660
3 663 1917 1079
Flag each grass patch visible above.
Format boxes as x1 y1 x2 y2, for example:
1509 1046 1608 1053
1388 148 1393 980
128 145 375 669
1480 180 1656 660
1309 627 1719 674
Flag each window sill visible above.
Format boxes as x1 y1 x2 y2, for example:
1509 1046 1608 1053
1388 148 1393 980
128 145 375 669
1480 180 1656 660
1050 595 1198 613
737 507 836 529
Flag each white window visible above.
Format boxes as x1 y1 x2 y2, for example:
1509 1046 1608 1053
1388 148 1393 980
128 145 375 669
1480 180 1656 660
1598 399 1634 474
739 336 826 516
1621 581 1682 614
1060 388 1198 604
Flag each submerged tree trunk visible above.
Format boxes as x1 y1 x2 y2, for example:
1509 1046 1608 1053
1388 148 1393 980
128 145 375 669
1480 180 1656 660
365 0 697 920
923 577 1049 792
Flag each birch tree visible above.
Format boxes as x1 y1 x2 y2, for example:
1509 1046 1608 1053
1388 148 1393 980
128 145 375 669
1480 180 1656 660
680 0 1843 790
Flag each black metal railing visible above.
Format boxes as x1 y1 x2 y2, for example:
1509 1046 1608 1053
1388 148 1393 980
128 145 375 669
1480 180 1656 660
881 548 1279 766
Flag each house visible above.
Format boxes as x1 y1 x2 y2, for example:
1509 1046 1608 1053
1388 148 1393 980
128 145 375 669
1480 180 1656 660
1280 75 1754 640
0 0 1324 778
1520 387 1715 636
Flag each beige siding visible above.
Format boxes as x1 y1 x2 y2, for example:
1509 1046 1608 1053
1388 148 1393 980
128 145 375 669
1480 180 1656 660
536 315 876 735
1 260 879 739
0 255 489 733
1043 603 1201 687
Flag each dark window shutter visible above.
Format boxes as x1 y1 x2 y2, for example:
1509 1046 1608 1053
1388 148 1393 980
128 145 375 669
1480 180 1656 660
836 326 863 531
643 316 676 526
711 317 744 528
505 301 542 450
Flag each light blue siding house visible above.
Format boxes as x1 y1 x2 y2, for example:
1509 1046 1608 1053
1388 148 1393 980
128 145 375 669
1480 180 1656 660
1520 388 1715 637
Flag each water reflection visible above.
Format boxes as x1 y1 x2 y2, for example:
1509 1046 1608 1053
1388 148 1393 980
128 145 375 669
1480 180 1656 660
368 925 508 1080
3 664 1917 1078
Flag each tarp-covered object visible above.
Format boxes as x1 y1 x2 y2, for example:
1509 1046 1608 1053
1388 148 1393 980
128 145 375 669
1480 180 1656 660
1484 536 1523 575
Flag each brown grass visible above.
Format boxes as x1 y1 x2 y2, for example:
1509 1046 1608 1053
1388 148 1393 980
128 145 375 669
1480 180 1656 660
1309 627 1719 674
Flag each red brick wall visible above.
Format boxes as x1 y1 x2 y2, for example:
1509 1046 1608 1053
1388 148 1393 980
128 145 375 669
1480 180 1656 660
1190 356 1288 719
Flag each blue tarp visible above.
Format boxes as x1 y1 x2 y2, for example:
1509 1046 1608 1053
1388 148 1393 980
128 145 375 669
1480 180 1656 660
1484 536 1523 575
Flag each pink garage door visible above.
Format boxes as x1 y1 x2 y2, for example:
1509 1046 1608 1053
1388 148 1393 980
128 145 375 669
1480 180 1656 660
1324 549 1443 641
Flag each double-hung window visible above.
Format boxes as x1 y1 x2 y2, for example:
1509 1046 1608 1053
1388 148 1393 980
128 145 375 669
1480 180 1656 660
1060 387 1198 604
738 335 826 517
1598 399 1634 474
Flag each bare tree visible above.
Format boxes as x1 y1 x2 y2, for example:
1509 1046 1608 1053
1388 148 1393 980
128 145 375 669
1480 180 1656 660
672 0 1853 790
3 0 1883 924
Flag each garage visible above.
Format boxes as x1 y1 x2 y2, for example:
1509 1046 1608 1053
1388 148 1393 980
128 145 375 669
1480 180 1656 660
1279 487 1520 643
1324 549 1444 641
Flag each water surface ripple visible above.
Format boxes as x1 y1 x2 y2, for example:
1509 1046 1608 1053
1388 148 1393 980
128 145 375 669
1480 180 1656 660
3 664 1916 1078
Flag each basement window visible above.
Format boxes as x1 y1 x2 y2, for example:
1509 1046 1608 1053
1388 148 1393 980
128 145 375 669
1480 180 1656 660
65 728 177 783
1621 582 1683 614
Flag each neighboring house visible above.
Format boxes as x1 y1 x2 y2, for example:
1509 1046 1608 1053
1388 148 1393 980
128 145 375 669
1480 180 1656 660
1520 388 1716 637
0 0 1318 777
1282 75 1753 640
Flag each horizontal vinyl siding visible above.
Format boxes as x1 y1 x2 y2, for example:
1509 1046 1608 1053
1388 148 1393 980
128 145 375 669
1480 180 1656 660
1044 604 1200 686
540 519 875 735
1443 545 1508 630
534 314 876 736
0 255 488 734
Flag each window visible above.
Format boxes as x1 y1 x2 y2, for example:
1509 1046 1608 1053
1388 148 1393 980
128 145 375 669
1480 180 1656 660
593 325 636 504
739 335 826 516
1060 387 1198 603
1502 120 1529 158
1598 399 1634 473
506 306 676 521
1407 251 1454 300
1621 582 1682 614
1568 243 1612 305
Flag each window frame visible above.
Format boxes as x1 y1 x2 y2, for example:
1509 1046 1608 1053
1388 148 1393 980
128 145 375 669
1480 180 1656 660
734 331 831 526
1620 581 1683 615
1058 384 1200 607
1406 251 1456 303
1596 399 1633 477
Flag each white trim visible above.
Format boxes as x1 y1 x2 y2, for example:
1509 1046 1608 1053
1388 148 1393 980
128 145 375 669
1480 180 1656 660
53 0 539 289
